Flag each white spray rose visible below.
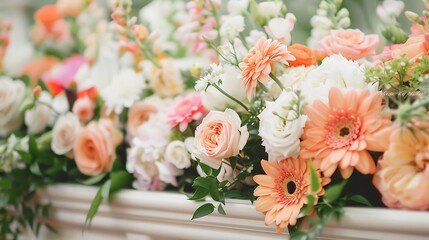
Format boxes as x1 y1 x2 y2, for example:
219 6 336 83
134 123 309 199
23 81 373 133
51 113 80 156
0 77 26 137
258 91 307 161
165 140 191 169
25 91 53 134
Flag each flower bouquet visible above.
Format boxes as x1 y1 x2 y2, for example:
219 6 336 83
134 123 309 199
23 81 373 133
0 0 429 239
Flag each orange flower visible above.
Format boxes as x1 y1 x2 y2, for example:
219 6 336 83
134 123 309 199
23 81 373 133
34 4 62 30
391 34 429 62
240 37 295 99
288 44 316 67
373 123 429 210
301 88 392 178
253 159 326 234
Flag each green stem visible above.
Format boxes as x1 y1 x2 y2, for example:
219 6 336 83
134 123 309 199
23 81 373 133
210 83 250 113
257 81 269 93
269 73 285 90
209 0 221 46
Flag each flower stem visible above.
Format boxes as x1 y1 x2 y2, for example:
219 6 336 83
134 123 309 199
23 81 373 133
269 73 285 90
257 81 269 93
210 83 250 113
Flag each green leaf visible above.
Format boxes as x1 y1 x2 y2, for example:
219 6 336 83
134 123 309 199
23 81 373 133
189 187 210 200
77 173 107 186
191 203 215 220
349 194 372 207
16 150 32 164
109 171 133 193
298 195 316 218
308 161 321 193
29 136 39 157
219 180 229 188
192 177 213 189
0 178 11 189
209 180 220 201
111 160 124 172
84 184 104 230
37 80 49 92
324 181 347 203
30 163 42 176
198 161 213 176
217 204 226 215
101 179 111 201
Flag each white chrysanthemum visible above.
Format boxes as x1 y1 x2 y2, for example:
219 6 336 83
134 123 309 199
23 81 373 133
300 54 372 104
102 68 145 115
258 91 307 161
220 15 245 42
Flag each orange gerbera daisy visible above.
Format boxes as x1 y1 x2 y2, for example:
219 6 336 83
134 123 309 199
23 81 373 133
239 37 295 100
373 123 429 210
253 159 326 234
301 88 392 178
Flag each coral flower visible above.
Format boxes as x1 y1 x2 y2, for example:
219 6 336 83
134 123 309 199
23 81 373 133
168 93 207 132
288 44 317 67
34 4 62 30
240 37 295 100
253 159 325 234
373 124 429 210
300 88 392 178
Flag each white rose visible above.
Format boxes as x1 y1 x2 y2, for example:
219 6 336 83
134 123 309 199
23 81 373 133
264 13 296 45
165 140 191 169
25 91 53 134
227 0 249 15
201 65 246 111
51 113 80 156
220 15 245 42
0 77 26 137
258 90 307 161
300 54 370 104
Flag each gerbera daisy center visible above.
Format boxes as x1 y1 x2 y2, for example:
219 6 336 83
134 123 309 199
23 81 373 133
325 115 361 149
284 179 297 195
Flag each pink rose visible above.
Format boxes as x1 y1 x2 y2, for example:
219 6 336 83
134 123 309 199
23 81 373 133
56 0 85 17
193 109 249 168
168 93 207 132
391 34 429 61
74 119 123 176
319 29 379 60
72 96 96 123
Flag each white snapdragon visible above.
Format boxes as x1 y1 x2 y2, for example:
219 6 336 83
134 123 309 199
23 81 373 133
220 15 245 42
257 1 283 20
258 90 307 161
227 0 249 15
376 0 405 24
265 13 296 45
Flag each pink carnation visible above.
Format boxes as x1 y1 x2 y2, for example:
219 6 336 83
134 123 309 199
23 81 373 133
168 93 207 132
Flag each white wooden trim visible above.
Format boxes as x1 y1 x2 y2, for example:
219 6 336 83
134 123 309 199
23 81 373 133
34 184 429 240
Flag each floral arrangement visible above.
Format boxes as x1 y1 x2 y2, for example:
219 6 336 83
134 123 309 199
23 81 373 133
1 0 429 239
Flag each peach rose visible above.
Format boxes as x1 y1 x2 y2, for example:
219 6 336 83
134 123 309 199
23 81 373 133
391 34 429 61
72 96 96 123
319 29 379 60
288 44 316 67
193 109 249 168
127 101 158 137
56 0 85 17
74 119 123 176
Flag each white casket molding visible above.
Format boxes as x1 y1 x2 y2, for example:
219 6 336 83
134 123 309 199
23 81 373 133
34 184 429 240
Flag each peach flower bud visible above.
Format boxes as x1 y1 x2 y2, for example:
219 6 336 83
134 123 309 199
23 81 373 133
132 25 148 41
32 86 42 98
72 96 96 123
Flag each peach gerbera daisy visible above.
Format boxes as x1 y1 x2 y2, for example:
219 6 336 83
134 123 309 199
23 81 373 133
373 123 429 210
300 88 392 178
253 158 326 234
239 37 295 100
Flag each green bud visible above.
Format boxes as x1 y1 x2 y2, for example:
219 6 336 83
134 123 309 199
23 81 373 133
36 131 53 152
405 11 424 25
19 97 35 114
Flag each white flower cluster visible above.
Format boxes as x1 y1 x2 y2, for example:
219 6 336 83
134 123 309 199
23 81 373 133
195 63 224 92
376 0 405 25
307 0 351 48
